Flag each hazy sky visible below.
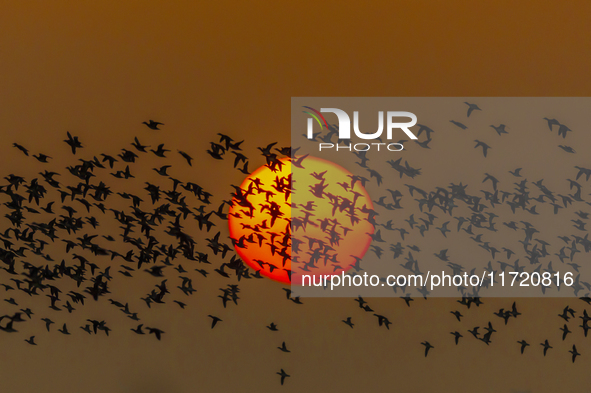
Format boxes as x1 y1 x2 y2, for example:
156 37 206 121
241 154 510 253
0 2 590 392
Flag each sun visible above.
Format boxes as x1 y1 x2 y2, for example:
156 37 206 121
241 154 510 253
228 155 374 284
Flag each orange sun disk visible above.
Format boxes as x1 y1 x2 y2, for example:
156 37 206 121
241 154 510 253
228 156 374 285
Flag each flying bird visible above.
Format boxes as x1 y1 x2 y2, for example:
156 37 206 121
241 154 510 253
464 102 481 117
421 341 434 357
569 345 580 363
277 369 290 385
208 315 222 329
64 132 83 154
342 317 354 328
278 341 290 353
13 143 29 156
518 340 529 354
474 140 491 157
540 340 552 356
143 120 164 130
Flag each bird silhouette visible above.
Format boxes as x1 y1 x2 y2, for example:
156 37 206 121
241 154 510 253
342 317 354 328
277 369 290 385
208 315 222 329
451 331 462 345
64 132 83 154
474 140 491 157
142 120 164 130
569 345 580 363
517 340 529 354
464 102 481 117
421 341 434 357
25 336 37 345
540 340 552 356
278 341 290 352
145 327 164 340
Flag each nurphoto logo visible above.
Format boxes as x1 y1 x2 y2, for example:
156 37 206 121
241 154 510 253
303 106 418 152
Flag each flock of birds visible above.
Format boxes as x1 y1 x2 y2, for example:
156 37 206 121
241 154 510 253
297 101 591 300
1 101 590 388
293 100 591 362
3 121 305 385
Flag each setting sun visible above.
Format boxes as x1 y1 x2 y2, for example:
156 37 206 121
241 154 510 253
228 155 374 284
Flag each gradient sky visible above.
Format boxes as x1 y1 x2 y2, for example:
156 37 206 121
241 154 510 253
1 2 590 392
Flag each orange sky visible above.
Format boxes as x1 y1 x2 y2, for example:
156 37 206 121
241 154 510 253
0 1 590 392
